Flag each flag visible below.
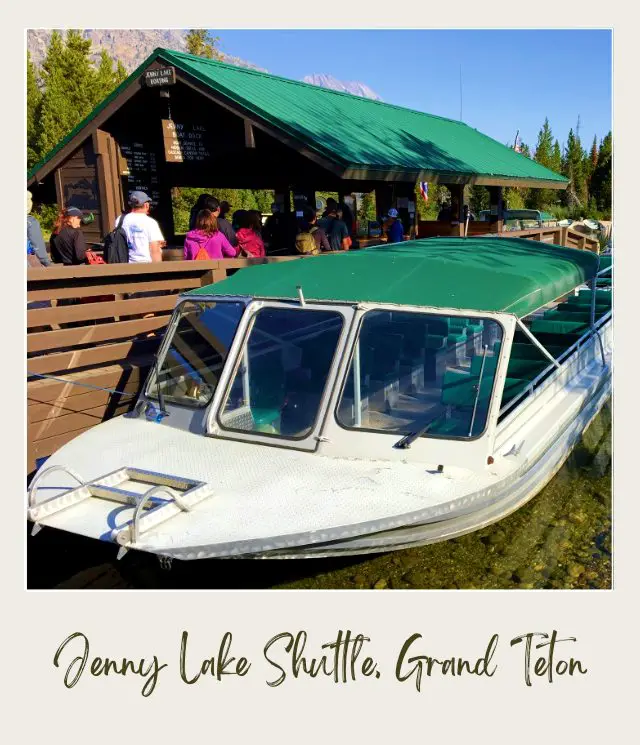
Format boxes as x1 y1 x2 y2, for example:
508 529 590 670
419 182 429 203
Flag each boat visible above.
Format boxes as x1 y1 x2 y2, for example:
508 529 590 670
27 237 612 560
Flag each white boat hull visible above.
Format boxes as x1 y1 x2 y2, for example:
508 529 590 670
28 319 612 561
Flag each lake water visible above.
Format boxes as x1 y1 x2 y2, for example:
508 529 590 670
27 401 611 590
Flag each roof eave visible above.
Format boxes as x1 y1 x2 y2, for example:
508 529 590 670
342 165 568 189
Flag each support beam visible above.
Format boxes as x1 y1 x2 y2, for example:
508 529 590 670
244 120 255 149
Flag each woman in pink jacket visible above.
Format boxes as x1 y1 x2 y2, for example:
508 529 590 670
184 209 238 260
236 210 266 258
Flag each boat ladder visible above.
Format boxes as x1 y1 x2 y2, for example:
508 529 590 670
28 465 213 559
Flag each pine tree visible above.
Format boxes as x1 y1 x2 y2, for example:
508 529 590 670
562 128 588 211
551 140 562 174
531 118 555 210
185 30 223 60
590 132 612 217
32 31 129 164
36 30 96 157
27 51 42 168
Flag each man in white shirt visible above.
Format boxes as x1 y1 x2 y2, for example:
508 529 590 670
117 191 164 263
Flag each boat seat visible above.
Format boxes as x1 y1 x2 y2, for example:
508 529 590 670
566 296 611 308
499 378 530 408
529 332 583 351
441 369 494 408
578 289 612 303
469 354 499 377
555 302 610 315
530 319 589 335
505 358 548 379
543 310 592 323
510 342 564 360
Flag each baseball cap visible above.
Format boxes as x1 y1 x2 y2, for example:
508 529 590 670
388 208 399 218
65 207 83 218
128 190 152 207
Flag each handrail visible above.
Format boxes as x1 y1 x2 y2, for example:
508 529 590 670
129 485 192 545
28 464 86 509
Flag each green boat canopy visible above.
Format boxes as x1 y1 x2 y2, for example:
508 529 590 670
189 237 598 318
28 48 568 188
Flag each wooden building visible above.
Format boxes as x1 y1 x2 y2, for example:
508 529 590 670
28 47 568 246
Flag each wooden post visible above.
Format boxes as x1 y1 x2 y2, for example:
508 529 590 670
244 119 256 149
487 186 505 233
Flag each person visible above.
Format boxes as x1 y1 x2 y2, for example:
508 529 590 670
262 202 288 253
231 209 248 232
184 209 237 260
296 207 331 254
188 193 212 231
236 210 266 257
26 190 51 267
385 208 405 244
117 191 164 263
205 196 238 248
219 200 232 221
49 207 88 265
324 197 354 237
437 199 460 222
319 205 350 252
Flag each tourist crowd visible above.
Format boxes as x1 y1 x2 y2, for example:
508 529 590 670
27 189 406 267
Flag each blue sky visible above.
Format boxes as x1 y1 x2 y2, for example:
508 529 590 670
215 29 612 151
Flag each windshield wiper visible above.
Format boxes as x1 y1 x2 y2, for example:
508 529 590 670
394 421 433 449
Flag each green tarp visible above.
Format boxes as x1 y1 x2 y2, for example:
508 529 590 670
189 237 598 318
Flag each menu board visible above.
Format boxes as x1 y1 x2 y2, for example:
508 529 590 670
162 119 210 163
119 141 160 205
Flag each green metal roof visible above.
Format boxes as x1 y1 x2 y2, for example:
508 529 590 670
189 237 598 318
28 48 569 187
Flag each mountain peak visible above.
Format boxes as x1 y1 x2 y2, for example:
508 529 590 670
302 73 383 101
27 30 265 73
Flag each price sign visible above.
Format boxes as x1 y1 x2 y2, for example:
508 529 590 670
162 120 210 163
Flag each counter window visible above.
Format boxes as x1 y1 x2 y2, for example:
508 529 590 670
336 310 504 439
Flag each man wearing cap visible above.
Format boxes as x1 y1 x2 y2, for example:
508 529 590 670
118 191 165 263
385 208 405 244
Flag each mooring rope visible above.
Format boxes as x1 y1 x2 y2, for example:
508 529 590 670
27 371 138 398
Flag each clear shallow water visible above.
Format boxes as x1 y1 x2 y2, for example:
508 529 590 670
27 402 611 590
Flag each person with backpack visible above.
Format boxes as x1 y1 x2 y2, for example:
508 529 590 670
26 190 51 267
115 191 165 263
236 210 266 258
184 209 238 260
295 207 331 255
319 205 350 252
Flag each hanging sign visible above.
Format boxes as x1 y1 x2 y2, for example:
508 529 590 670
144 66 176 87
161 120 210 163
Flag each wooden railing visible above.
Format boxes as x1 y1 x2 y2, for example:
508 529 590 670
26 257 301 473
416 222 599 252
499 226 599 252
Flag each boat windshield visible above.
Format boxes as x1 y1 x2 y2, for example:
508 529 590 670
147 300 246 408
336 309 504 439
218 306 344 439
